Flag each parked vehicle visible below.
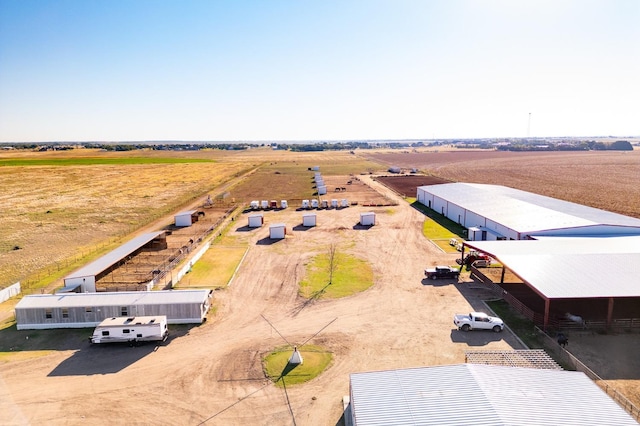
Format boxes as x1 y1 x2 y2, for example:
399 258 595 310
90 315 168 344
453 312 504 332
456 250 492 267
424 265 461 280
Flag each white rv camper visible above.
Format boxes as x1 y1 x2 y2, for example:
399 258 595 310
90 315 168 344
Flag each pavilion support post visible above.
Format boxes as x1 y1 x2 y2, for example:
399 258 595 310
607 298 614 330
544 299 550 331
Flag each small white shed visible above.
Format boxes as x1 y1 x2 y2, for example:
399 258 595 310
311 199 319 209
301 199 310 209
318 185 327 195
331 199 338 208
281 200 288 209
360 212 376 226
269 223 286 239
341 199 349 207
250 200 260 209
261 200 269 209
311 166 320 171
175 210 197 227
302 214 317 227
248 214 264 228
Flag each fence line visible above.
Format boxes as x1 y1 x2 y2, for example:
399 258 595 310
535 327 640 421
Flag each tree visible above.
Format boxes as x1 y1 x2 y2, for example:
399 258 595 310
328 242 337 285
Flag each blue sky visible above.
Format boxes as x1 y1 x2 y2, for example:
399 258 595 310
1 0 638 142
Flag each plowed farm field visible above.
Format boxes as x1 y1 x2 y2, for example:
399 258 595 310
363 149 640 219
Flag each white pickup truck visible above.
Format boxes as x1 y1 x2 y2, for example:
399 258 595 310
453 312 504 332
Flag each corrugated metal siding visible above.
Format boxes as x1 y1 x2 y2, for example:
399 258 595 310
16 290 210 309
350 365 639 426
419 183 640 236
15 290 211 329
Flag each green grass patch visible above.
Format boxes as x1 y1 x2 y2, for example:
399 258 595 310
411 201 467 240
0 157 213 167
432 239 460 253
263 344 333 387
179 245 248 288
299 251 373 299
486 299 545 349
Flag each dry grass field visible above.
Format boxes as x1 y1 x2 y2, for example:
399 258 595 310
0 150 251 290
1 146 640 425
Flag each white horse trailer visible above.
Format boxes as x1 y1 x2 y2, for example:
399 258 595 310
302 214 317 227
90 316 168 344
360 212 376 226
248 214 264 228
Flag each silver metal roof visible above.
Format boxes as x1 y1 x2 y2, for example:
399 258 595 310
64 232 165 280
350 364 639 426
175 210 197 216
15 290 211 309
465 236 640 298
420 183 640 235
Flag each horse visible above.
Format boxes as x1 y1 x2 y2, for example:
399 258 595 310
557 333 568 347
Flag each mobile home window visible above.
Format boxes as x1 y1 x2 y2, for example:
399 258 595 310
45 309 52 319
101 331 109 336
85 307 92 313
120 307 128 316
62 308 69 318
122 329 130 334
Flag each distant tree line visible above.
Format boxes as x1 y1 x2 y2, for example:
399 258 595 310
497 140 633 151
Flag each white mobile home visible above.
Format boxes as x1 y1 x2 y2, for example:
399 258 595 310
248 214 264 228
318 185 327 195
281 200 288 209
270 223 286 239
250 200 260 209
341 199 349 208
331 199 338 208
360 212 376 226
302 214 317 227
311 199 319 209
301 199 310 209
90 315 168 344
261 200 269 209
15 289 212 330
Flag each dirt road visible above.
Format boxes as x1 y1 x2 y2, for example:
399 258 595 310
1 182 520 426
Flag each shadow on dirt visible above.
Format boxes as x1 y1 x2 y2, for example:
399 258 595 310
47 324 197 376
256 237 281 245
421 278 458 287
352 224 374 230
449 329 503 346
235 225 260 232
292 224 312 232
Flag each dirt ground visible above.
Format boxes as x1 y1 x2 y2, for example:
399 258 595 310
1 175 638 425
0 176 521 426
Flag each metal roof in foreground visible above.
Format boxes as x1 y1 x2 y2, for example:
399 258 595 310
64 231 165 280
350 364 639 426
465 236 640 299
